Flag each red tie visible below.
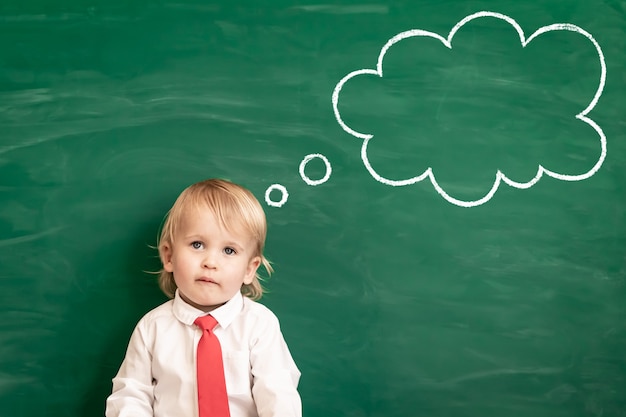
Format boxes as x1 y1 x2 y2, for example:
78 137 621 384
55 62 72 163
194 315 231 417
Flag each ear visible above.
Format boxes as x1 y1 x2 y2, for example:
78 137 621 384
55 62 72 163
160 242 174 272
243 256 261 285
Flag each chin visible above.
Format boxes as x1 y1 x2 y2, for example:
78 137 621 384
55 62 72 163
181 293 223 311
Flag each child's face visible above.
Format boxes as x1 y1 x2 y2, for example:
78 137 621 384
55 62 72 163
160 207 261 312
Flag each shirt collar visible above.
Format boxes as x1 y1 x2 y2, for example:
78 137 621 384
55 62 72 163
172 289 243 329
209 292 243 330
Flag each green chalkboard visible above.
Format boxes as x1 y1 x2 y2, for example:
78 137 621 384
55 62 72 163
1 1 625 416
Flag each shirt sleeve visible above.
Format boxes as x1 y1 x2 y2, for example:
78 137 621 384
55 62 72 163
250 310 302 417
105 320 155 417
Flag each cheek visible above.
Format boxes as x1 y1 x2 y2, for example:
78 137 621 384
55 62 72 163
168 251 191 273
243 258 260 283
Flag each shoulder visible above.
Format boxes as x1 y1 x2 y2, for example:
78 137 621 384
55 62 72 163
241 297 281 326
134 299 176 329
237 298 296 357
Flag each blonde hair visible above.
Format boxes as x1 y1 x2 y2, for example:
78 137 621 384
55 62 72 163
157 178 272 300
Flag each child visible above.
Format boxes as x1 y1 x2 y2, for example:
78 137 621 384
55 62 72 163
106 179 301 417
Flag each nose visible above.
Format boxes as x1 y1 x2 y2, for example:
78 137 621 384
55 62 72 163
202 251 218 269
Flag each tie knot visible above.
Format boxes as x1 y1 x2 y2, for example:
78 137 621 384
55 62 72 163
194 315 218 332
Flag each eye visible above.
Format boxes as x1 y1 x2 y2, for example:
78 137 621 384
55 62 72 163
223 247 237 255
191 241 204 250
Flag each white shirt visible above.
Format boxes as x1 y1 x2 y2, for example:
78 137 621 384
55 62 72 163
106 291 301 417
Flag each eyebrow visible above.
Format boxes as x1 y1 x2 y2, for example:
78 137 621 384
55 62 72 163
223 240 246 250
183 234 248 251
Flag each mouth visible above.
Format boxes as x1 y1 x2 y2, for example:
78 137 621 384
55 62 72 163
196 277 217 284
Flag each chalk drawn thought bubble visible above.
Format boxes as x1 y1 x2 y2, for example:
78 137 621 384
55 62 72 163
265 153 332 207
332 11 607 207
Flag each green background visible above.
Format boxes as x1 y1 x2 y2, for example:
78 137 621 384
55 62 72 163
1 1 624 416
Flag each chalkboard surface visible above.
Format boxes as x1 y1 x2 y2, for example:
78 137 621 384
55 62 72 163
1 1 625 416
